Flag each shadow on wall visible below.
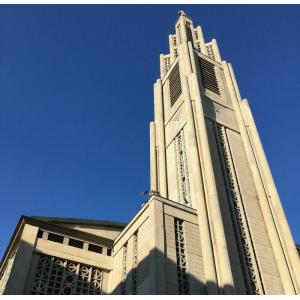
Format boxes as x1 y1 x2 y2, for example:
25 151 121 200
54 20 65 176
2 240 236 294
111 247 235 295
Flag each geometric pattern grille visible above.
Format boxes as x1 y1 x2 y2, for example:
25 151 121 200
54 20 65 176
206 44 216 61
164 55 172 75
31 255 103 295
198 57 220 95
174 130 192 207
174 219 189 295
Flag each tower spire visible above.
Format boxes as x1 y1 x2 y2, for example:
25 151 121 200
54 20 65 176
152 11 300 295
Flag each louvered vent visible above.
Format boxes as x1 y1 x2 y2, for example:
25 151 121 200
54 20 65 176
169 63 182 107
198 57 220 95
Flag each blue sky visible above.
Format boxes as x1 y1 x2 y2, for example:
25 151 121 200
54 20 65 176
0 5 300 258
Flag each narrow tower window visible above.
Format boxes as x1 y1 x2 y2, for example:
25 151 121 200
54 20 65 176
131 232 138 294
185 22 193 43
174 219 189 295
121 243 128 295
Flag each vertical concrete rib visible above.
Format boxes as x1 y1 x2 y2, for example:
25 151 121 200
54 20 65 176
181 74 218 294
185 42 235 294
154 80 168 198
150 122 158 193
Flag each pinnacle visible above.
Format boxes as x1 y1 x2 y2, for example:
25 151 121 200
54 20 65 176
178 10 187 17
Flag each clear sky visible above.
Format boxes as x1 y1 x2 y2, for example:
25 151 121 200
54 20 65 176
0 5 300 258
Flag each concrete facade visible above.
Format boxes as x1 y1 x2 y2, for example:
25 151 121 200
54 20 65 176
0 11 299 295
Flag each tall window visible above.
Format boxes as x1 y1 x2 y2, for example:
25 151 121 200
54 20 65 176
174 130 192 207
131 232 138 294
185 22 193 43
121 243 128 295
174 219 189 294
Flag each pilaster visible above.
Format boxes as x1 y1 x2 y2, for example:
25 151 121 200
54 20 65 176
154 80 168 198
148 199 166 294
184 46 235 294
150 122 158 193
180 73 218 294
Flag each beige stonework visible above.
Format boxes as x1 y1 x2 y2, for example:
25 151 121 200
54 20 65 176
1 11 299 295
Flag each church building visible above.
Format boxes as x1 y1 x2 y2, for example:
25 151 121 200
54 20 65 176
0 11 299 295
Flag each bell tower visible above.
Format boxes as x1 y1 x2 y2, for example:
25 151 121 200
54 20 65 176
149 11 300 294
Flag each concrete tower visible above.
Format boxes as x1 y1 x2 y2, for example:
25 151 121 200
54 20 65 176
1 11 299 296
149 10 300 294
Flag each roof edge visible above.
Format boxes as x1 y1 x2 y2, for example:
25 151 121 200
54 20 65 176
29 215 127 229
0 215 25 272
